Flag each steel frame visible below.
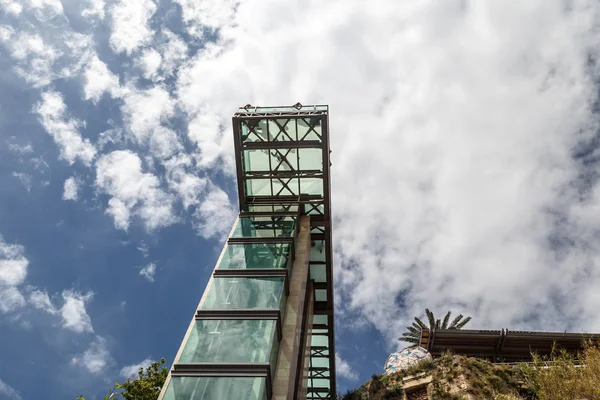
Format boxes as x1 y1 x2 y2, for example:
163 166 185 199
233 104 336 399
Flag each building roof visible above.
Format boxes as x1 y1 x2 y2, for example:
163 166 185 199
420 328 600 362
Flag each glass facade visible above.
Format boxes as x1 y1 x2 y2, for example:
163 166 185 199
159 105 334 400
163 377 267 400
180 319 278 373
202 277 285 310
217 244 291 270
231 216 296 239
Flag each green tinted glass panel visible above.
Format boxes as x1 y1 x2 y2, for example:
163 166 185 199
297 118 322 141
315 289 327 302
217 244 290 270
245 179 271 196
268 119 296 141
241 120 269 143
298 149 322 170
242 204 299 214
180 319 276 364
243 149 270 171
163 376 266 400
310 264 326 283
313 315 327 325
232 217 295 238
310 241 326 262
311 334 329 347
311 357 329 368
202 277 285 310
305 204 325 215
300 178 323 196
312 379 331 389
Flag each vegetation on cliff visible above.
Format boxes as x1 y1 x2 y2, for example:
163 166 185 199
340 341 600 400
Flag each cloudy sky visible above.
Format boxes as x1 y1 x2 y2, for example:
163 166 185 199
2 0 600 398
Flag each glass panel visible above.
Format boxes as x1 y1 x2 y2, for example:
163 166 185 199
232 217 295 238
246 179 270 196
202 277 285 310
297 118 322 141
312 379 331 389
300 178 323 196
242 204 299 214
217 244 291 270
315 289 327 302
311 334 329 347
271 148 299 171
268 119 297 141
310 264 326 283
243 149 270 171
305 204 325 215
298 149 322 170
271 178 298 196
241 120 269 143
163 376 266 400
180 319 276 364
313 315 327 325
310 241 326 262
311 357 329 368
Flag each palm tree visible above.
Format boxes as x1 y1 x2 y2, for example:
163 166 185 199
399 309 472 346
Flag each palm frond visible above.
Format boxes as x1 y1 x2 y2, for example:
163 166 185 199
442 311 451 329
449 314 464 329
399 336 420 344
412 322 424 331
454 316 472 329
435 319 441 330
414 317 427 330
406 326 420 335
425 309 436 330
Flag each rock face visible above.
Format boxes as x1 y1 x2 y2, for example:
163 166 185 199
340 354 529 400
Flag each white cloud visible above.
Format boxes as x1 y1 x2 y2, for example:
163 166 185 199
29 289 57 314
0 378 22 400
60 290 94 333
96 150 176 230
121 86 175 143
34 91 97 166
71 336 110 374
0 0 23 15
137 242 149 258
0 25 15 41
172 0 600 345
139 263 156 282
163 154 207 208
0 31 60 87
139 48 162 80
0 287 26 314
157 29 187 77
335 353 358 381
83 54 121 101
192 185 236 240
174 0 239 37
120 86 183 159
7 143 33 155
27 0 64 16
63 177 79 201
120 358 153 379
109 0 156 54
0 237 29 314
81 0 105 20
11 172 32 192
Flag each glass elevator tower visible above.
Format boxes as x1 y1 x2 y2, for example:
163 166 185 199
158 104 335 400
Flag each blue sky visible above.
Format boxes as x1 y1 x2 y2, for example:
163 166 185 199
3 0 600 399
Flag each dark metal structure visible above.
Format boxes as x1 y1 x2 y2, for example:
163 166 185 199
232 104 336 399
421 328 600 363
